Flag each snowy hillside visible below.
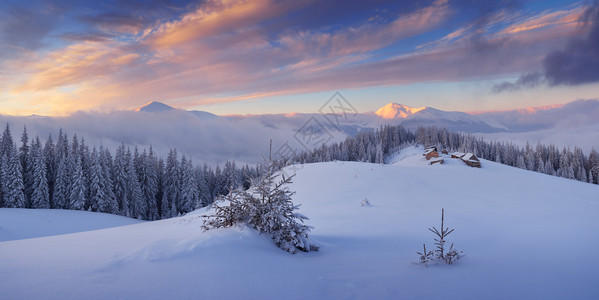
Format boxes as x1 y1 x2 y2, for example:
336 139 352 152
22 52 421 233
0 209 143 242
1 147 598 299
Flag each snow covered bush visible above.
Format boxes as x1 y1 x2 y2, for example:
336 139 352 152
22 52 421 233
444 243 461 265
416 243 434 266
361 198 371 207
418 208 463 265
203 160 319 254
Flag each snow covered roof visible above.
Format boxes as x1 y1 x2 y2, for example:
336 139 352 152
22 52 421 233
462 153 479 162
424 148 437 155
429 157 444 165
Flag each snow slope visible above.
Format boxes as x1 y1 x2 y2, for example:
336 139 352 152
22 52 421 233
0 209 143 242
1 148 598 299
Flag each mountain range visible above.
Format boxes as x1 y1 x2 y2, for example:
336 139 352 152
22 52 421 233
137 98 599 135
137 101 218 119
374 103 501 133
0 98 596 167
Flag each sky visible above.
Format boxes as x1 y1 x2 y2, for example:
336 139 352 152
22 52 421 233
0 0 598 116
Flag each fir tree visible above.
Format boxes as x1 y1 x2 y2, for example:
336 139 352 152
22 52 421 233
156 157 165 217
0 124 14 157
113 144 129 216
69 155 86 210
52 157 70 209
44 134 57 207
30 137 49 209
89 148 107 212
56 129 69 159
179 155 198 214
2 144 26 208
197 164 212 207
126 148 144 219
589 148 599 184
203 157 318 254
100 146 118 213
138 150 159 220
19 126 32 206
418 209 463 265
161 149 180 218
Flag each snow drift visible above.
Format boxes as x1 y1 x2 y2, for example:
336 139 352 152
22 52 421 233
0 147 598 299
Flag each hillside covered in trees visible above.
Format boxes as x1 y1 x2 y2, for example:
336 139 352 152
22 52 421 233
288 125 599 185
0 125 258 220
0 123 596 221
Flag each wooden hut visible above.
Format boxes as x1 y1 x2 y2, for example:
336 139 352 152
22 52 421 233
461 153 481 168
424 148 439 160
442 149 448 154
424 146 437 153
429 157 444 165
451 152 465 159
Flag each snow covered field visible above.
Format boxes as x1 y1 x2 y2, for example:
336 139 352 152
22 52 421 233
0 209 143 242
1 147 598 299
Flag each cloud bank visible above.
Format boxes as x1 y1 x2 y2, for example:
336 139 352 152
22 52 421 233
493 1 599 92
0 0 590 115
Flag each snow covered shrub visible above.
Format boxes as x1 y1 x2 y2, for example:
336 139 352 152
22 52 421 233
417 208 463 265
417 243 434 266
203 160 318 254
361 198 371 207
444 243 461 265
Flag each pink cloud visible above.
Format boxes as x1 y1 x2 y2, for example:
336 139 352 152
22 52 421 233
0 0 589 116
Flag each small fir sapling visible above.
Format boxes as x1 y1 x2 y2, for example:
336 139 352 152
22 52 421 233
361 198 371 207
444 243 461 265
203 144 318 254
417 243 434 265
418 208 463 265
429 208 453 261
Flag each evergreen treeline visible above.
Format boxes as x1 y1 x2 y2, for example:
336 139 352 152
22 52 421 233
290 125 415 165
413 126 598 184
1 123 596 220
284 125 599 185
0 125 259 220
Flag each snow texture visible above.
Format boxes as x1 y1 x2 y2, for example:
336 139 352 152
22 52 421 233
1 147 598 299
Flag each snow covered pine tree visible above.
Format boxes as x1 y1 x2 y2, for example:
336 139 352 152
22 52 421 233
203 158 318 254
418 208 463 265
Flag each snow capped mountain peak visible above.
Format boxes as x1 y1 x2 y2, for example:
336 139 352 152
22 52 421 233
136 101 175 113
375 103 426 119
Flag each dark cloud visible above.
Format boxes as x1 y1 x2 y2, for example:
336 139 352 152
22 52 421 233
455 0 523 49
493 1 599 93
0 0 191 51
452 0 523 27
492 71 544 93
78 13 146 34
78 0 190 34
258 0 421 38
0 1 58 50
543 1 599 86
57 32 117 43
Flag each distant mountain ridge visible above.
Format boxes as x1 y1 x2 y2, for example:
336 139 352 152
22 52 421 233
375 103 426 119
375 102 503 133
135 101 218 119
373 99 599 133
135 99 599 136
136 101 174 113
